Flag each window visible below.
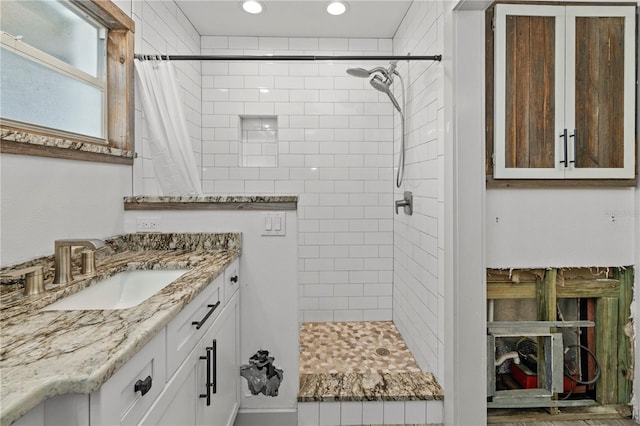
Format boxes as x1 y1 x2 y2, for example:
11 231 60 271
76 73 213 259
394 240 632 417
1 1 107 139
0 0 134 163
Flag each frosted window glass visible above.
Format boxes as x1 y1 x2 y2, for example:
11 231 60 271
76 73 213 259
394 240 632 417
0 0 105 78
0 48 103 138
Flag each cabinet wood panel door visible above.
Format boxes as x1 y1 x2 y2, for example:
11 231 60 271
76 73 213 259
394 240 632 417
494 4 635 179
566 6 635 178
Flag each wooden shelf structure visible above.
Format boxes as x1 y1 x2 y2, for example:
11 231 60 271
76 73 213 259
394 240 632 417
487 267 634 406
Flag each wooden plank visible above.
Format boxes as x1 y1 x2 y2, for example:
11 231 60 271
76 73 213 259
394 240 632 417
536 269 557 413
107 29 134 152
485 6 495 176
557 279 619 298
504 14 519 168
487 279 618 300
528 15 555 169
487 282 537 299
616 267 633 404
574 16 625 169
487 404 632 424
486 177 638 188
595 297 618 404
71 0 135 31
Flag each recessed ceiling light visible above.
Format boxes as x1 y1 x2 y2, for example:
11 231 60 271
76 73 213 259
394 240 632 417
326 1 347 16
242 1 263 14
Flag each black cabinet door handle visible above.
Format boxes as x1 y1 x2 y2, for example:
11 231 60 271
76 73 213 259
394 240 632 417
212 339 217 394
199 346 213 406
134 376 152 396
559 128 568 167
569 128 577 166
230 275 238 283
192 301 221 330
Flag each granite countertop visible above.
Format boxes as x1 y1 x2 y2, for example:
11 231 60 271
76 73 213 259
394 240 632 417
0 126 135 160
0 233 241 425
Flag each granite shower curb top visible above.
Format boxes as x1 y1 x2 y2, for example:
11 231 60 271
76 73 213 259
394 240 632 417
123 195 298 210
0 233 241 426
298 372 444 402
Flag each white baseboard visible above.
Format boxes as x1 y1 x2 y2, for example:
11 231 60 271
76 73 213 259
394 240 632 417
235 408 298 426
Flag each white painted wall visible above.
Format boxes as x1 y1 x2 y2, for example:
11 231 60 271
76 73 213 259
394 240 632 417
444 3 489 425
0 155 131 266
199 36 395 322
123 210 299 413
487 188 636 268
391 1 447 379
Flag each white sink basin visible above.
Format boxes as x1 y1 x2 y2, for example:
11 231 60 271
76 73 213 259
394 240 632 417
44 269 189 310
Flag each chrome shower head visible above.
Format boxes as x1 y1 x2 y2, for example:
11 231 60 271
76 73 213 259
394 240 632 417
346 67 372 78
346 65 391 78
370 74 401 113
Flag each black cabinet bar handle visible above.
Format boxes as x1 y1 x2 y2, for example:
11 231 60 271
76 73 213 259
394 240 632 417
559 128 568 167
199 346 213 406
134 376 152 396
192 301 221 330
569 128 577 166
230 275 238 283
212 339 217 394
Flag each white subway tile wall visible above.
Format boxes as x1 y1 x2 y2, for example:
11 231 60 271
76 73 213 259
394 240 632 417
131 0 202 195
201 36 394 322
392 1 446 380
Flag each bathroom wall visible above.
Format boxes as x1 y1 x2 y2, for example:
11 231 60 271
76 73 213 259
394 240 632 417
114 0 202 195
391 1 447 378
199 36 396 322
0 155 131 266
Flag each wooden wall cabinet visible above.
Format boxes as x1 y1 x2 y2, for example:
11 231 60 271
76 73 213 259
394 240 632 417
493 4 636 179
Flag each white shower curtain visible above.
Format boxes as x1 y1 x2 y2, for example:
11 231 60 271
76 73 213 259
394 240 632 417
134 59 202 195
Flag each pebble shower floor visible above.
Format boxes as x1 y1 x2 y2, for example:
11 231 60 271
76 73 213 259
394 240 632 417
299 321 422 375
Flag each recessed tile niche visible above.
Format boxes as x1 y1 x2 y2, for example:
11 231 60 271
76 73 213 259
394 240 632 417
239 116 278 167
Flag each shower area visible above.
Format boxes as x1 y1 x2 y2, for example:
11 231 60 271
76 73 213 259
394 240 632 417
133 1 447 424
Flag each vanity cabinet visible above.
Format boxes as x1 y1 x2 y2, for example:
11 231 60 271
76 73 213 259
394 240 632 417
13 260 241 426
493 4 636 179
140 291 240 426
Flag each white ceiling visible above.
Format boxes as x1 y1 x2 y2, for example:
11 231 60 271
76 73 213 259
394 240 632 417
175 1 413 38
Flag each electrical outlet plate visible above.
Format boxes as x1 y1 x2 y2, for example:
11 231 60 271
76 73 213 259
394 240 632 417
136 217 161 232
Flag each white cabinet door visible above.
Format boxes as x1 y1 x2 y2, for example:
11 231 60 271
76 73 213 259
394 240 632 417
139 340 199 425
196 291 240 426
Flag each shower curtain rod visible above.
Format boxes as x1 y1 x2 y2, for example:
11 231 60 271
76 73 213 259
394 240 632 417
134 54 442 62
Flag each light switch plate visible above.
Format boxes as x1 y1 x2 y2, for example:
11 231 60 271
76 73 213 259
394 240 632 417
261 212 285 236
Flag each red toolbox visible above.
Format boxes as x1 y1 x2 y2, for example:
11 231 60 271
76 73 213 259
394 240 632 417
510 363 577 392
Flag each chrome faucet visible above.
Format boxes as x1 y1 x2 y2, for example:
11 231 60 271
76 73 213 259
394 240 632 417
53 239 105 284
394 191 413 215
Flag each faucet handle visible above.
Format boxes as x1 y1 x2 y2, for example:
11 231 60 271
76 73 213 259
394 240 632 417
2 265 45 295
55 239 106 250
